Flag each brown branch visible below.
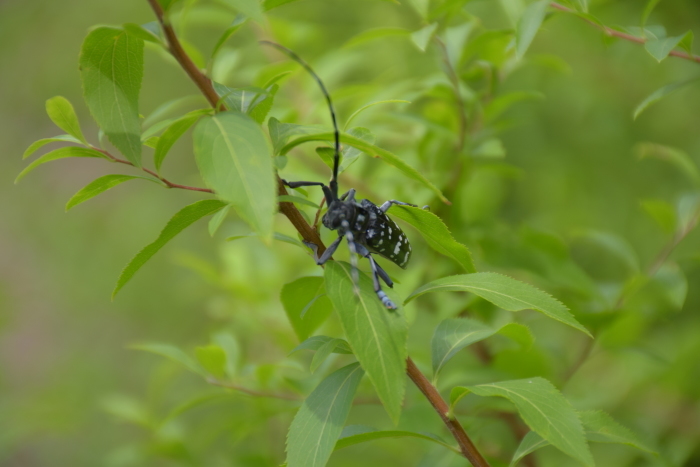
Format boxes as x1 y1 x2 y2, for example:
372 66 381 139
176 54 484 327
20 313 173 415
145 2 487 462
406 357 490 467
550 2 700 64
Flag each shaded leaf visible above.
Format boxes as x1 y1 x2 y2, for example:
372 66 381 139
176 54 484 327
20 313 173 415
405 273 590 336
290 336 353 355
281 277 334 341
16 147 107 183
143 95 206 128
80 27 144 166
22 135 83 159
130 342 204 375
113 199 227 297
484 91 544 123
268 117 323 154
634 78 699 119
640 199 677 234
221 0 265 23
154 109 210 171
345 100 410 129
263 0 300 9
325 262 407 424
195 345 227 379
211 15 247 59
645 33 688 62
344 28 409 48
208 204 231 236
310 338 346 373
45 96 87 143
641 0 662 27
122 23 162 44
334 425 459 453
391 206 475 272
66 174 157 211
339 127 375 173
278 195 320 209
286 363 364 467
249 84 278 124
193 111 275 239
635 142 700 185
516 0 550 59
411 23 438 52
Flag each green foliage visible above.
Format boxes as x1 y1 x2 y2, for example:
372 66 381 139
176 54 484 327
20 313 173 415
65 174 157 211
16 146 107 183
45 96 87 144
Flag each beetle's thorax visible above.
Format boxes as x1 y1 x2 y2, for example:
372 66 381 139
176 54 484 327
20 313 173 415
322 199 372 233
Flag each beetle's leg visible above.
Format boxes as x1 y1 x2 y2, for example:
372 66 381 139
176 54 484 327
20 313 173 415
340 221 361 295
308 235 342 265
366 255 397 310
374 261 393 288
339 188 356 202
282 180 326 189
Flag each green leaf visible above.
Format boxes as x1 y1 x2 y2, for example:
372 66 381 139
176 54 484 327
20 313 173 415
635 142 700 185
572 230 640 273
511 410 656 465
677 192 700 232
405 273 591 337
645 33 687 62
211 331 241 378
154 109 210 172
290 336 353 355
653 263 688 309
344 100 410 129
221 0 265 24
278 195 320 209
22 135 83 159
334 425 459 454
484 91 544 123
208 204 231 236
249 84 278 124
66 174 157 211
101 394 151 427
431 318 531 380
468 378 594 467
211 16 247 59
339 127 375 173
113 199 227 298
310 338 346 373
195 345 227 379
516 0 550 59
193 111 276 239
633 78 699 119
45 96 87 144
324 262 407 424
391 206 475 272
472 138 506 159
640 199 677 234
143 95 206 128
214 83 267 112
130 342 204 375
122 23 162 44
263 0 300 10
281 277 334 341
343 27 409 48
15 147 107 183
268 117 323 155
286 363 364 467
411 23 438 52
281 132 449 204
641 0 662 27
80 27 144 166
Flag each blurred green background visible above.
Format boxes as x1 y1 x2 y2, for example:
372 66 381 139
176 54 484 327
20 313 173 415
2 0 700 465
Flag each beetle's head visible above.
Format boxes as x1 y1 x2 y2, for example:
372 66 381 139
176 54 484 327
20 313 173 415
322 200 355 231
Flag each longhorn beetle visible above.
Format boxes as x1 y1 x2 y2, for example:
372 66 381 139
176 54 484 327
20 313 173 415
261 41 425 310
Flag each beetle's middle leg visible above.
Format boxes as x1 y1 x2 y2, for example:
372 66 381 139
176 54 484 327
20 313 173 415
354 243 397 310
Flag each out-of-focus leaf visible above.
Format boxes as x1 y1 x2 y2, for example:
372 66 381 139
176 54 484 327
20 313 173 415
286 363 364 467
444 21 475 66
472 138 506 158
113 199 227 298
22 135 83 159
633 78 699 119
143 95 206 128
80 27 144 166
208 204 231 236
407 0 430 18
268 117 324 155
641 0 663 27
310 338 346 373
101 394 151 427
516 0 550 59
652 263 688 309
211 331 241 378
290 336 353 355
130 342 204 375
499 0 526 26
334 425 459 453
162 393 231 424
66 174 157 211
677 192 700 231
211 15 247 59
45 96 87 144
466 378 594 466
263 0 300 9
484 91 544 123
640 199 677 234
344 100 410 129
339 127 375 172
154 109 210 171
645 33 688 62
411 23 438 51
635 142 700 185
213 82 268 113
572 230 640 274
325 262 407 424
281 132 449 204
281 277 334 341
278 195 320 209
406 273 591 336
344 28 409 48
679 31 694 55
195 345 227 379
15 147 107 183
193 111 276 239
221 0 265 23
391 206 476 273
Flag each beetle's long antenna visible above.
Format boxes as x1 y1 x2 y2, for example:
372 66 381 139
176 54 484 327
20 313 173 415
259 41 340 200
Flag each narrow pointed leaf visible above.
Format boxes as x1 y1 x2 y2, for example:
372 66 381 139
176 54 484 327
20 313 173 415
516 0 550 59
324 262 407 424
510 431 550 467
344 100 410 129
645 34 686 62
641 0 662 26
154 109 210 171
80 27 144 166
113 199 226 298
334 425 459 453
310 338 345 373
208 204 231 236
45 96 87 143
281 132 449 204
130 342 204 376
211 16 247 59
281 277 334 341
268 117 323 154
286 363 364 467
278 195 320 209
635 142 700 185
405 273 590 336
411 23 438 52
391 205 475 272
221 0 265 23
66 174 158 211
468 378 594 467
634 78 699 119
193 111 275 239
290 336 353 355
16 147 106 183
431 318 495 378
249 84 278 124
22 135 83 159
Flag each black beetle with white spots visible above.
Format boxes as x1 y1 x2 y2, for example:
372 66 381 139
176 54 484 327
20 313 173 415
262 41 427 310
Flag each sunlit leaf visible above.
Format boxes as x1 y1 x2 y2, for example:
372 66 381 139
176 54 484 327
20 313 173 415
516 0 550 59
113 199 227 298
22 135 83 160
281 277 334 341
195 345 227 379
66 174 158 211
154 109 210 171
193 111 276 239
334 425 459 453
325 262 407 424
16 147 107 183
80 27 144 166
286 363 364 467
406 273 591 336
45 96 87 144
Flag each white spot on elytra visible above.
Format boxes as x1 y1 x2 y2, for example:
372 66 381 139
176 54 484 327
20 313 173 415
378 239 383 245
394 242 401 255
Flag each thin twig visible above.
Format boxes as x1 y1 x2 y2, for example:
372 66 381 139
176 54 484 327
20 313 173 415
550 2 700 64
